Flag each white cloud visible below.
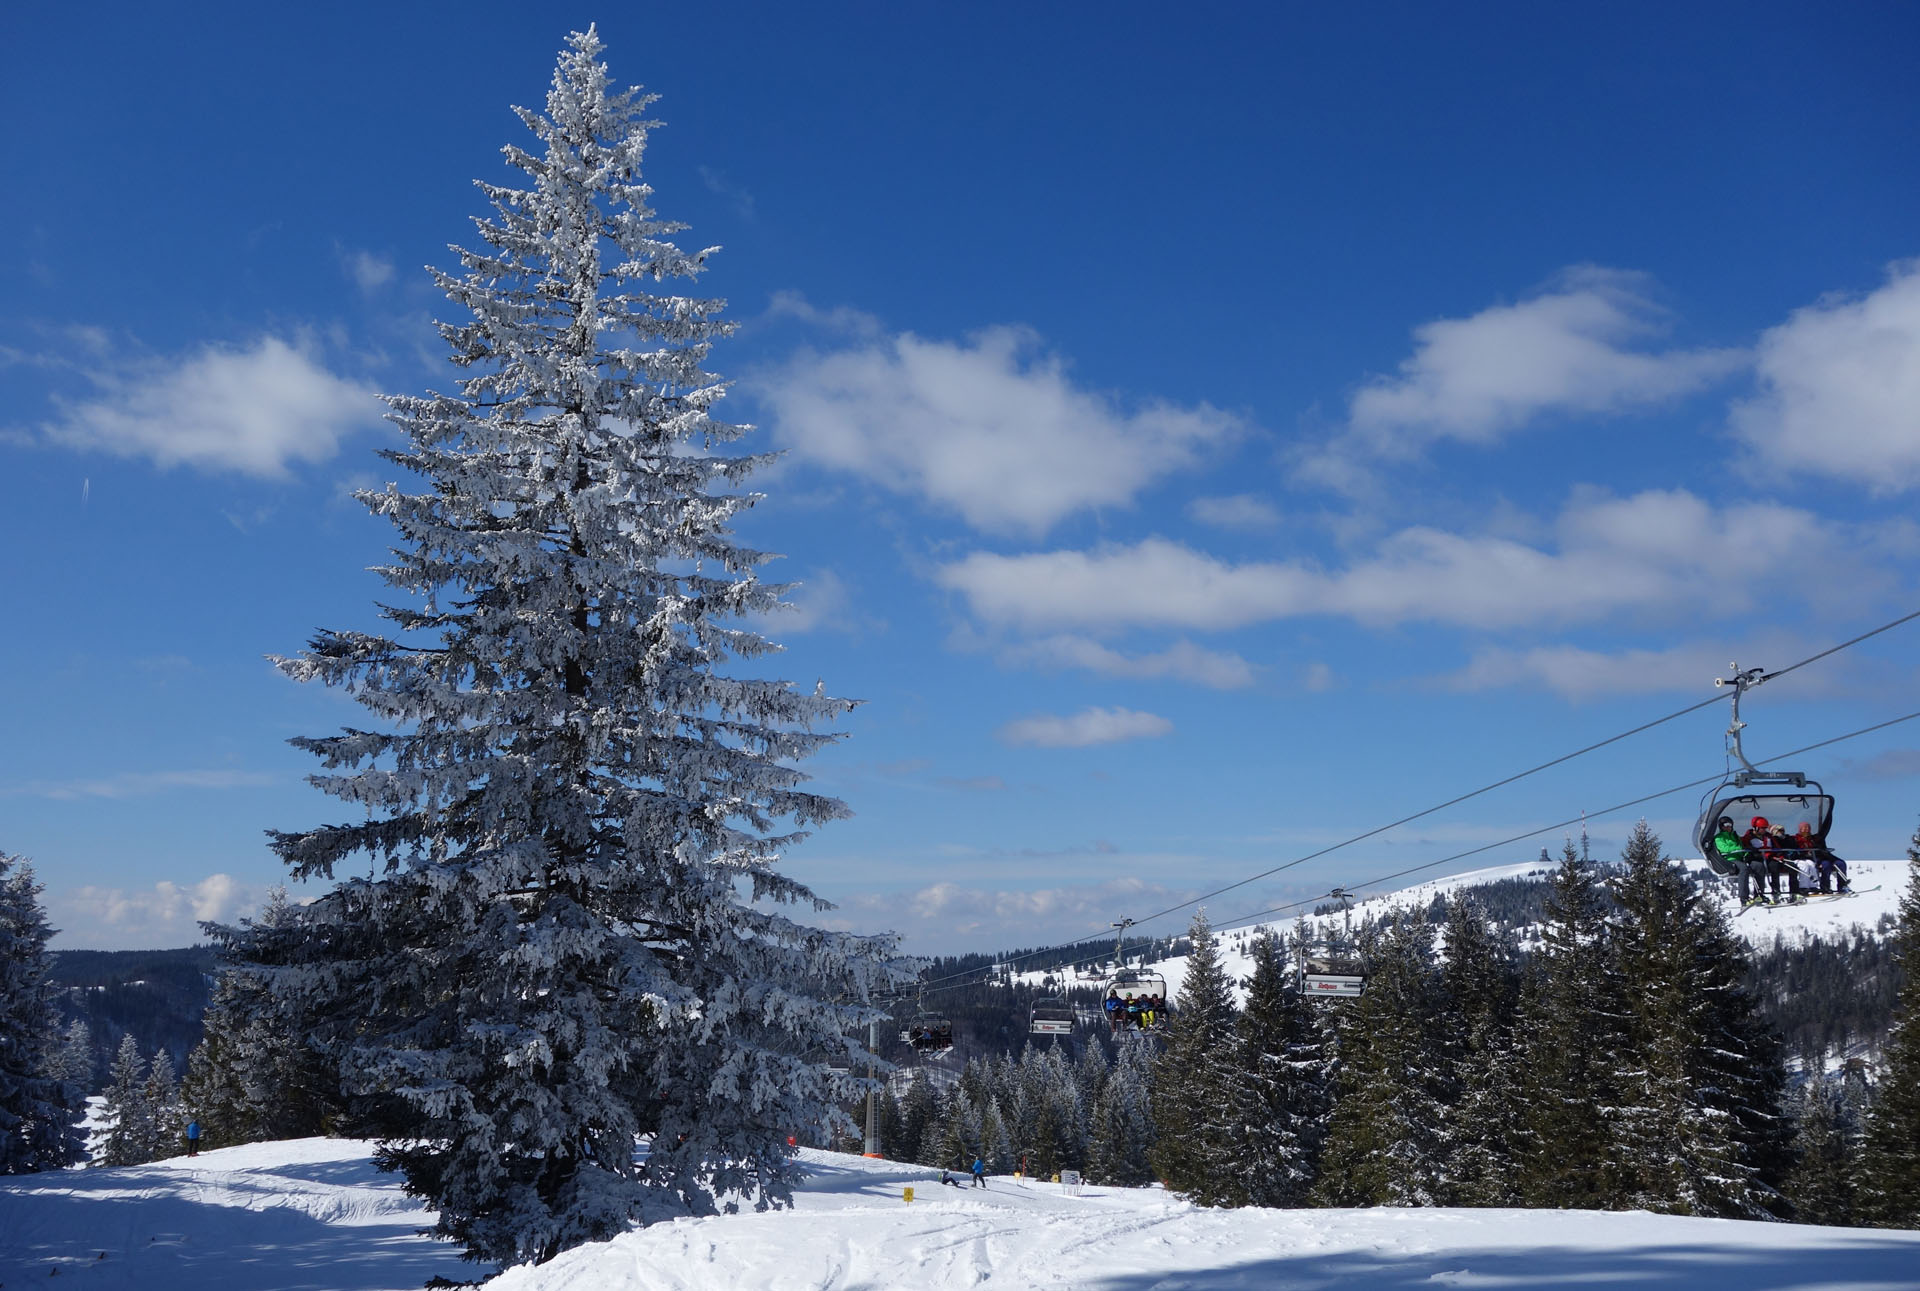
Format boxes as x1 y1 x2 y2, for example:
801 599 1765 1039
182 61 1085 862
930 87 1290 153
997 706 1174 748
938 489 1856 634
999 635 1255 690
763 568 860 635
1731 260 1920 492
339 247 395 293
697 165 756 220
1338 267 1742 454
1843 748 1920 782
47 874 270 949
937 775 1009 792
1445 643 1732 699
1301 662 1337 693
1187 493 1281 531
758 324 1244 534
762 291 884 339
42 335 379 477
1 768 276 800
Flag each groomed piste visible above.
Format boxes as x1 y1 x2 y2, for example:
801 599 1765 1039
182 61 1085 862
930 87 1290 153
8 1140 1920 1290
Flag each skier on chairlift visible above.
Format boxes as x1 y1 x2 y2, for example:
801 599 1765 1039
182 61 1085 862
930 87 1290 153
1712 816 1771 907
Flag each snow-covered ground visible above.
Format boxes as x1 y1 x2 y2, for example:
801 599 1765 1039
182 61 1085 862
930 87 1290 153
9 1141 1920 1290
0 1137 469 1289
1021 859 1906 1006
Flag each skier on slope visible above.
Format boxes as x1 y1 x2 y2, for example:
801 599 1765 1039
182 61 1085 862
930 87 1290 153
1712 817 1770 907
971 1156 987 1188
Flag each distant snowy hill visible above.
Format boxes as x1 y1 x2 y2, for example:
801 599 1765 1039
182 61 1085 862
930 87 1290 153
1016 858 1906 1007
7 1140 1919 1290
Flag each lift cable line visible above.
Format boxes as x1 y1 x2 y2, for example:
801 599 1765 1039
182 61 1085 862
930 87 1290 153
1113 604 1920 940
909 606 1920 995
1203 706 1920 938
934 704 1920 993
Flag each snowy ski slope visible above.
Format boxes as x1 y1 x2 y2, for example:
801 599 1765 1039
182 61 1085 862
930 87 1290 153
8 1141 1920 1290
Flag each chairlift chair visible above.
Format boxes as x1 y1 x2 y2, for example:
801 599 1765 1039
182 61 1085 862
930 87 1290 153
902 1013 954 1055
1694 664 1840 885
1101 968 1170 1031
1028 996 1075 1037
1300 888 1367 1001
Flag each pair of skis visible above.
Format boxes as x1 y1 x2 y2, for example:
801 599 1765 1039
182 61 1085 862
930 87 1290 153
1736 885 1878 915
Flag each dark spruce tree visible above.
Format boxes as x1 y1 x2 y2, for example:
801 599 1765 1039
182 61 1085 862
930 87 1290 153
1089 1032 1157 1186
1860 820 1920 1228
0 854 85 1173
1607 821 1788 1218
1438 894 1523 1205
1512 840 1629 1208
241 29 909 1267
1150 911 1240 1203
1220 928 1330 1207
184 891 338 1149
1784 1072 1862 1226
1312 912 1451 1206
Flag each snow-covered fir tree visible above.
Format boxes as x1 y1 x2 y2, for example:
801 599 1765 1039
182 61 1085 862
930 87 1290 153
935 1089 981 1171
1088 1032 1156 1186
898 1072 937 1165
186 892 336 1149
1511 839 1628 1208
0 853 85 1173
1151 911 1241 1203
1606 821 1788 1218
98 1034 153 1168
1860 820 1920 1228
1220 928 1331 1207
1312 912 1451 1207
143 1049 183 1161
981 1096 1014 1174
1437 895 1524 1205
237 29 909 1266
1785 1071 1863 1226
45 1019 94 1094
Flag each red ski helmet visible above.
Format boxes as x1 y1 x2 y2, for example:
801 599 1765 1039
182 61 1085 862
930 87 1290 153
1751 815 1770 829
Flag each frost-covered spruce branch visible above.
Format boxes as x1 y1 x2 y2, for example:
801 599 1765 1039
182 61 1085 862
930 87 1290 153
239 27 911 1268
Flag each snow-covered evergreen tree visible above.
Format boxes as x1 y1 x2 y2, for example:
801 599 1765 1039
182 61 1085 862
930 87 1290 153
1220 928 1330 1207
1786 1072 1862 1226
0 854 85 1173
1151 911 1241 1203
1437 894 1521 1205
143 1049 182 1160
1443 891 1512 1206
47 1019 94 1092
239 29 910 1266
936 1089 980 1171
1860 820 1920 1228
981 1096 1014 1174
98 1034 152 1168
1606 821 1787 1218
1088 1033 1156 1186
898 1072 937 1166
1312 911 1451 1207
1512 840 1628 1208
186 891 337 1149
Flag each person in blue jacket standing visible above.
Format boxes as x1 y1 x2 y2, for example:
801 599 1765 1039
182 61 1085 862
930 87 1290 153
971 1156 986 1188
185 1119 202 1157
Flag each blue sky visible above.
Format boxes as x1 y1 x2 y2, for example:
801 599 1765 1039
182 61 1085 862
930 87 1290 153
4 3 1918 953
